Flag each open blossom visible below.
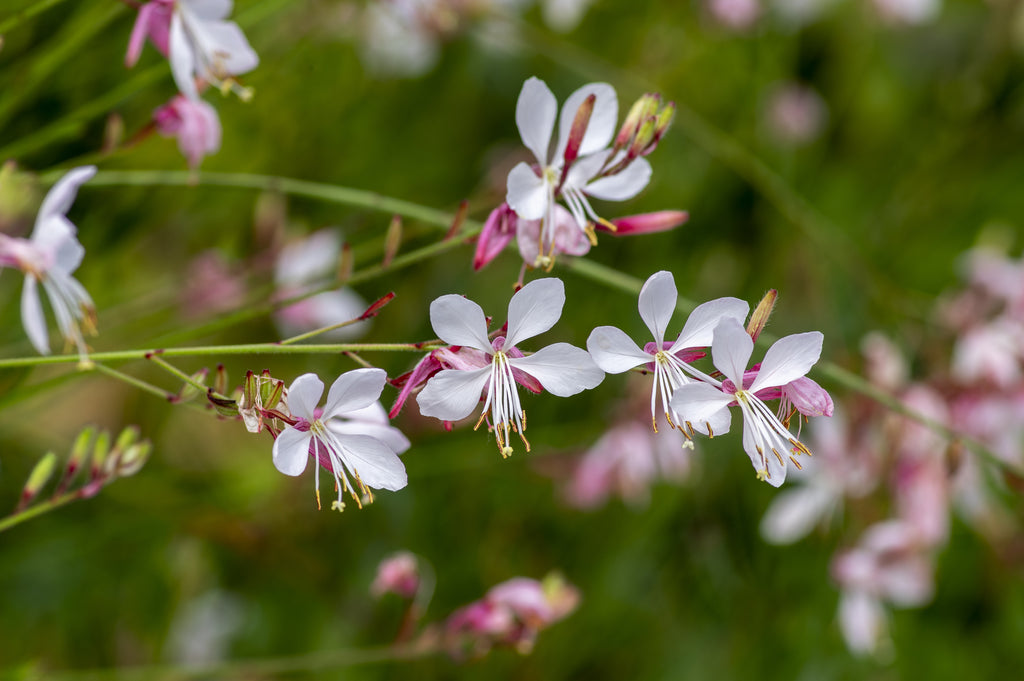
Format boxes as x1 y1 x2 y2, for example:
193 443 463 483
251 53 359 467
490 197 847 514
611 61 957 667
670 318 824 486
587 271 749 437
0 166 97 357
417 278 604 456
272 369 408 510
506 78 653 267
129 0 259 100
154 95 222 169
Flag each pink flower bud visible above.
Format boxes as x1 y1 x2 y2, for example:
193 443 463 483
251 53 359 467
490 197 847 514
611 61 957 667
473 203 517 271
605 210 689 235
153 96 222 170
371 551 421 599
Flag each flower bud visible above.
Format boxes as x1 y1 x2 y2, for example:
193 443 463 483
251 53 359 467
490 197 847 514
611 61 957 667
213 364 229 396
605 210 689 235
19 452 58 511
371 551 421 599
562 93 596 168
382 214 402 269
90 430 113 480
116 442 151 477
614 94 660 151
60 425 96 489
178 368 209 402
746 289 777 342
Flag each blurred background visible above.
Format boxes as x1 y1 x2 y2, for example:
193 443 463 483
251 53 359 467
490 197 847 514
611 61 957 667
1 0 1024 678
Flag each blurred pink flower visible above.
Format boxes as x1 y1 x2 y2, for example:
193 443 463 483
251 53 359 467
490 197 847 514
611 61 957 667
154 95 222 169
764 82 828 146
180 250 245 319
371 551 421 599
708 0 761 30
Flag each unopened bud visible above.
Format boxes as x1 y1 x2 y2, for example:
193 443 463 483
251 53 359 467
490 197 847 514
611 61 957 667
338 242 353 283
628 116 657 158
444 200 469 241
260 370 285 412
19 452 58 510
360 292 396 320
382 215 402 269
179 368 209 403
213 364 229 396
91 430 113 479
102 113 125 154
746 289 777 342
606 210 689 235
614 94 659 150
562 94 596 167
641 102 675 155
116 442 151 477
114 425 141 455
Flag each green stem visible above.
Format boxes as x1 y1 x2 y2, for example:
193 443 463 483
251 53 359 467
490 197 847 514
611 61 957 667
0 486 84 533
146 354 214 396
27 643 433 681
0 343 442 370
91 363 174 402
0 0 71 35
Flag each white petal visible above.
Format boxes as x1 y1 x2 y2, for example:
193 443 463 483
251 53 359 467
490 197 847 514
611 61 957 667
169 13 199 100
749 331 824 393
36 166 96 226
274 229 341 286
669 383 734 431
671 297 750 352
586 325 650 373
711 318 753 387
760 486 834 544
184 0 233 20
563 149 610 188
338 434 407 491
838 591 886 656
509 343 604 397
323 368 386 418
504 277 564 348
584 158 652 201
187 17 259 77
417 367 491 421
272 427 312 476
515 77 557 165
286 373 324 421
556 82 617 159
429 294 493 351
30 215 77 264
506 163 549 220
637 270 676 344
21 276 49 355
329 420 411 455
741 417 788 487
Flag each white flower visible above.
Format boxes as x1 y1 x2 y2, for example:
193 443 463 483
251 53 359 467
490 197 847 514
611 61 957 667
669 318 823 486
0 166 97 357
169 0 259 100
506 77 651 265
272 369 408 510
417 278 604 456
587 271 748 436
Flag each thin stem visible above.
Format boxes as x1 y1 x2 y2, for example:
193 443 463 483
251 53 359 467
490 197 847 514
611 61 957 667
39 643 434 681
0 486 86 533
0 343 442 370
279 316 369 346
145 354 215 397
91 363 174 402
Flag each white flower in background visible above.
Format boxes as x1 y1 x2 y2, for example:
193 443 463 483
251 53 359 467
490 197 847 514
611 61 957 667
540 0 596 32
359 0 443 77
871 0 940 25
274 229 368 341
670 318 823 486
587 271 749 436
0 166 97 357
169 0 259 100
417 278 604 456
506 77 651 264
273 369 408 510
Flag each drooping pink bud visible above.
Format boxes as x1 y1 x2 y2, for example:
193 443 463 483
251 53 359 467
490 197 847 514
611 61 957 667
473 203 518 270
603 210 689 235
153 95 222 169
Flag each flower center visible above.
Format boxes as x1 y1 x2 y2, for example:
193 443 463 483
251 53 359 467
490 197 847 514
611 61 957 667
475 350 530 457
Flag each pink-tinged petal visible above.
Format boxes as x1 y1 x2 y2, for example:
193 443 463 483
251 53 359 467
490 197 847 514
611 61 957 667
670 297 750 352
504 277 565 348
584 158 652 201
323 368 386 419
669 383 734 431
749 331 823 393
781 376 834 417
36 166 96 228
711 318 753 387
329 419 411 455
509 343 603 396
126 3 156 66
429 294 492 352
21 276 49 355
417 367 491 421
515 77 558 165
506 163 548 220
556 82 617 158
286 373 324 421
169 13 199 100
516 208 590 264
175 97 221 168
760 485 834 544
606 210 689 235
586 325 650 373
474 204 517 271
338 434 408 491
637 270 677 344
879 558 934 607
272 426 312 476
838 591 886 656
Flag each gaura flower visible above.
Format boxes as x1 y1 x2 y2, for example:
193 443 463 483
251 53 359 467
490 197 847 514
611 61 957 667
169 0 259 100
0 166 97 357
126 0 174 66
506 77 652 266
417 278 604 456
153 94 222 169
370 551 421 599
272 369 408 510
587 271 749 436
669 317 823 486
